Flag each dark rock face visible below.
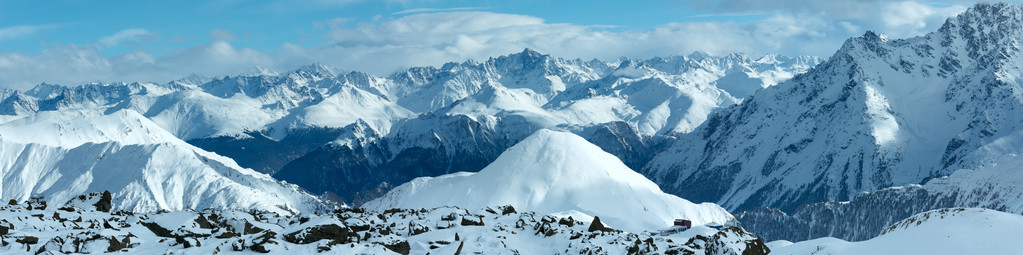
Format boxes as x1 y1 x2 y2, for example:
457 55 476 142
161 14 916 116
577 121 663 171
275 115 661 205
736 185 970 242
188 128 345 175
276 114 522 205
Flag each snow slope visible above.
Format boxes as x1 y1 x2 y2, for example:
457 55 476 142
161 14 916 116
644 3 1023 212
0 109 327 215
363 129 733 232
770 208 1023 255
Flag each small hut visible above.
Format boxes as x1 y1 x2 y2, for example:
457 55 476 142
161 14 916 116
29 193 45 204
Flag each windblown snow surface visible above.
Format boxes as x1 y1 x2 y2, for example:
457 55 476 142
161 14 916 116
363 129 733 232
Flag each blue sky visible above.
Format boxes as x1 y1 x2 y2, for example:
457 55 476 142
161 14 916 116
0 0 1008 88
0 1 762 56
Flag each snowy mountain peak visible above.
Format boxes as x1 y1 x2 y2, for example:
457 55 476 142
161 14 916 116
292 63 339 78
363 129 733 232
686 50 713 61
0 109 176 147
519 47 543 58
939 3 1023 36
332 118 380 147
241 66 280 77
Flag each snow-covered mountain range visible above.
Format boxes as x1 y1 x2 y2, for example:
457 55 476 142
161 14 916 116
0 47 820 215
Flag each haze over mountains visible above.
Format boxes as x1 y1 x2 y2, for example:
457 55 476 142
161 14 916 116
4 2 1023 254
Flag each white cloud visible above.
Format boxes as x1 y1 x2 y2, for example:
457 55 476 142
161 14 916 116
300 11 847 74
691 0 983 39
209 29 238 41
0 41 272 89
314 17 353 30
392 7 485 15
0 25 57 41
96 29 154 48
878 2 968 36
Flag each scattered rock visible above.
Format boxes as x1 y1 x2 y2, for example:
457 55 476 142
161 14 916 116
94 191 112 212
407 222 429 236
383 240 410 255
16 236 38 244
194 215 214 229
588 216 614 232
216 231 240 239
107 236 129 252
454 241 465 255
140 222 173 238
558 217 576 227
501 205 516 215
244 221 265 235
461 216 484 226
283 224 350 245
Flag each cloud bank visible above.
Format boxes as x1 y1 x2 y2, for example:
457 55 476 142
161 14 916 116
0 1 984 89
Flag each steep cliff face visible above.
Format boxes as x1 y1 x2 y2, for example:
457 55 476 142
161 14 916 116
644 3 1023 213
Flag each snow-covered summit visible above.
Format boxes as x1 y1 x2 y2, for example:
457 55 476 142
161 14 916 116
0 109 329 215
0 109 175 147
363 129 733 232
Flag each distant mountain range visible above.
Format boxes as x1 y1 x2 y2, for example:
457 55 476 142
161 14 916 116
0 47 821 208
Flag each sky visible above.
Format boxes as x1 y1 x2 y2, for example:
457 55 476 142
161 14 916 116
0 0 1012 89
